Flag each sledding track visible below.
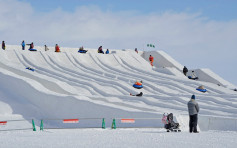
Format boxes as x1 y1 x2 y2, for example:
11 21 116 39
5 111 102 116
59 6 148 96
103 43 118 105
0 46 237 119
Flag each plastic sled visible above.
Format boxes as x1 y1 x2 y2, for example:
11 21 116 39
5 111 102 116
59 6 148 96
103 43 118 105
196 88 207 93
188 76 198 80
26 67 35 72
29 49 37 51
78 50 88 53
133 84 143 89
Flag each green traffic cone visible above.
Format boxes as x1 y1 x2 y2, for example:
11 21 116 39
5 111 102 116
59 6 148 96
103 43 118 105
32 119 36 131
102 118 105 129
111 119 116 129
40 120 43 131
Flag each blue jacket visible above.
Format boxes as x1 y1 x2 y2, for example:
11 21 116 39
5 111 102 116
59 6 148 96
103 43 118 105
106 50 109 54
22 42 25 47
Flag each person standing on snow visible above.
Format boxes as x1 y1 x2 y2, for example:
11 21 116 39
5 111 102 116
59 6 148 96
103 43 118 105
149 55 154 67
2 41 6 50
183 66 188 76
187 95 199 133
45 45 49 51
21 40 25 50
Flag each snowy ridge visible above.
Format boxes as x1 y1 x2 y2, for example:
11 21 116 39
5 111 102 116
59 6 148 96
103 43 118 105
0 45 237 132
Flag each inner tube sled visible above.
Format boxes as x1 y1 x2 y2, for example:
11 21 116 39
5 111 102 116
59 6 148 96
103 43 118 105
188 76 199 80
78 50 88 53
29 49 37 51
196 88 207 93
133 84 143 89
26 67 35 71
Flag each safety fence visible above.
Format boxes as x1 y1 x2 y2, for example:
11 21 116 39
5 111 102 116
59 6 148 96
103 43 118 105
0 119 35 131
111 118 163 129
40 118 105 130
199 115 237 131
39 117 163 131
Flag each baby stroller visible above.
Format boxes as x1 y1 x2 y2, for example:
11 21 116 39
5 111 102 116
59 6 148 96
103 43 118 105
162 113 181 132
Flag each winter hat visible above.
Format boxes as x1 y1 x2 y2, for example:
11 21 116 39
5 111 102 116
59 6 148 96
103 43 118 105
191 95 195 99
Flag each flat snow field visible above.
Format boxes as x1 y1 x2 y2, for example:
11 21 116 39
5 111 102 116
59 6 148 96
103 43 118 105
0 128 237 148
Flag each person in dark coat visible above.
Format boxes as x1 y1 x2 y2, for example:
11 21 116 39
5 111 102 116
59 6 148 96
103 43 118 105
183 66 188 76
135 48 138 53
98 46 104 54
187 95 199 133
2 41 6 50
130 92 143 97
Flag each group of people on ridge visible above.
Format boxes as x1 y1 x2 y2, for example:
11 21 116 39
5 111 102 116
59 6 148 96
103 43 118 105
98 46 109 54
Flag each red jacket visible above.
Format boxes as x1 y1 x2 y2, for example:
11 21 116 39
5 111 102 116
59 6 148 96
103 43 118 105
55 46 60 52
149 56 154 61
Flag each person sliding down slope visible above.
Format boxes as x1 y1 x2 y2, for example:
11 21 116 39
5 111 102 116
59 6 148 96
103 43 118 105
130 92 143 97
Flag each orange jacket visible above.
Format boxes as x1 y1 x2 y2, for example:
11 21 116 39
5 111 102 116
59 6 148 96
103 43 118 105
135 82 142 85
149 56 154 62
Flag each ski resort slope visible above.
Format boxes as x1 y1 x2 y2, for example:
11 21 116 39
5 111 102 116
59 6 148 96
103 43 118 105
0 45 237 132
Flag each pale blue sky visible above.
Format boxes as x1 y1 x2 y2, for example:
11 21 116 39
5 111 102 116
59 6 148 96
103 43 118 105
19 0 237 21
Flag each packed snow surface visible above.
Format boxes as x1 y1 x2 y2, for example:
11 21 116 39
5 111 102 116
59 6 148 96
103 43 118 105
0 45 237 147
1 129 237 148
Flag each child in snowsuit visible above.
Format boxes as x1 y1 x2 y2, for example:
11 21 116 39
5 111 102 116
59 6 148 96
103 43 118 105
105 49 109 54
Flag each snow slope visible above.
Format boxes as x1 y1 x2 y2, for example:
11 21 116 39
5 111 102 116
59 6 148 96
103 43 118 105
0 45 237 132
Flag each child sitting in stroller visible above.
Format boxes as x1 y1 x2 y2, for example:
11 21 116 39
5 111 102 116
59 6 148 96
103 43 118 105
162 113 181 132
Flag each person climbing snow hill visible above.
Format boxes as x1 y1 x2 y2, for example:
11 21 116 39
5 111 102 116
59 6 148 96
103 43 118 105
149 55 154 67
130 92 143 97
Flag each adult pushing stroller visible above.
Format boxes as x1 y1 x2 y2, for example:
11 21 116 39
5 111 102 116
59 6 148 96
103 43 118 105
162 113 181 132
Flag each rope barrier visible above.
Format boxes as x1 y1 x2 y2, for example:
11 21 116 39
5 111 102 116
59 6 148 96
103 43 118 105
0 119 35 132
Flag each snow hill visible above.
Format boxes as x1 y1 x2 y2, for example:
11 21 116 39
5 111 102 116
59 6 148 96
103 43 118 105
0 45 237 132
